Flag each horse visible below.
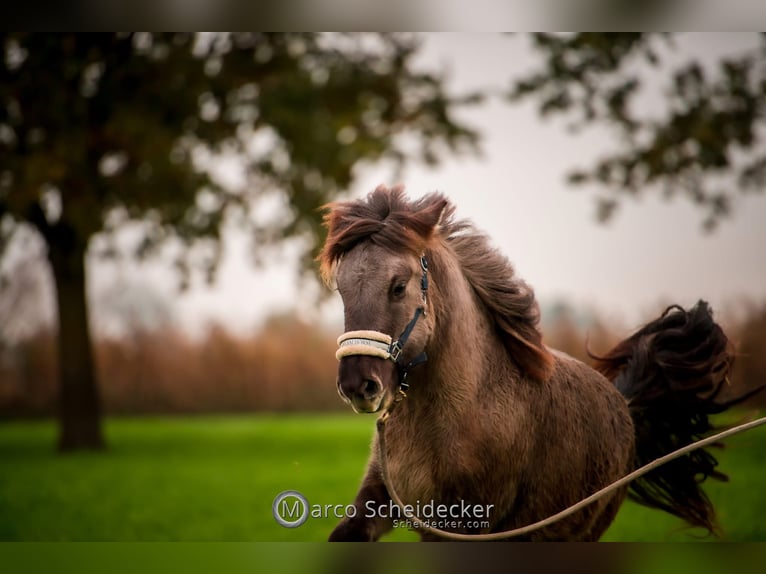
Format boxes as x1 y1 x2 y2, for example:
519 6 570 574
318 185 741 541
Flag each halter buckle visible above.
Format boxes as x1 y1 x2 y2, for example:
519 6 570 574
389 341 403 363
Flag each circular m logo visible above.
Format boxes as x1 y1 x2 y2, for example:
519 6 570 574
272 490 309 528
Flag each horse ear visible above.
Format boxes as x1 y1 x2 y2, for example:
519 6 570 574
417 192 453 236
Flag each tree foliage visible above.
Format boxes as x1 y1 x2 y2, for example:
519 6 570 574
0 33 478 277
509 33 766 229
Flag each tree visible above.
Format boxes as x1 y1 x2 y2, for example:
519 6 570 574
508 33 766 230
0 33 479 450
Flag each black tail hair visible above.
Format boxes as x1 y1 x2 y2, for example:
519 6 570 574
592 300 761 534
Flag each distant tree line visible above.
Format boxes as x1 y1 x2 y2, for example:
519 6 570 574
2 303 765 416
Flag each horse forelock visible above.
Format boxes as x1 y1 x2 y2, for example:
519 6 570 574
318 185 452 284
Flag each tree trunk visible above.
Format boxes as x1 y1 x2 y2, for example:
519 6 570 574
46 223 105 451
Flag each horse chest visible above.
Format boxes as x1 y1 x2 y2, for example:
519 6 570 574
383 428 488 505
384 442 438 504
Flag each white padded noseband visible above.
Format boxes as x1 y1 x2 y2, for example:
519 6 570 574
336 330 393 361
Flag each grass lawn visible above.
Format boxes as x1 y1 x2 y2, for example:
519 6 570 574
1 413 764 541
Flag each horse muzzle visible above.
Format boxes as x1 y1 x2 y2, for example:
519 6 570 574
337 356 393 414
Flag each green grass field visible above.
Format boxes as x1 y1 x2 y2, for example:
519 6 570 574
1 413 765 541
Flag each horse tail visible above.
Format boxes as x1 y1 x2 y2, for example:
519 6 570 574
591 300 760 534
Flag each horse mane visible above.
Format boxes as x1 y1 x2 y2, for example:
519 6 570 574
440 216 554 383
319 185 553 382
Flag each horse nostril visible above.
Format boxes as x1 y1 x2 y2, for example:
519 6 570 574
361 378 381 399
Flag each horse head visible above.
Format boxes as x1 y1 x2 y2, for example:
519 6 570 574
335 242 433 412
319 185 448 413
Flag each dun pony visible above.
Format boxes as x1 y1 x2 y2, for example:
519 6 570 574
319 185 744 541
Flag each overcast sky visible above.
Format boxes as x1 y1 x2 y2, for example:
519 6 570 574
91 33 766 336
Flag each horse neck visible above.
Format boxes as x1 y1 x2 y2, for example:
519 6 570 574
410 244 509 414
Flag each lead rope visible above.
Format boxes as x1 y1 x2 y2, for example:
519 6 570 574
376 410 766 541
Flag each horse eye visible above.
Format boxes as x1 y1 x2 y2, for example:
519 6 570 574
392 282 407 298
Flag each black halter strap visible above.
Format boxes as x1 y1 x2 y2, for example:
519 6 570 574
388 256 429 393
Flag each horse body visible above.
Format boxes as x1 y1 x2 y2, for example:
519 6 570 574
320 185 736 541
384 353 634 540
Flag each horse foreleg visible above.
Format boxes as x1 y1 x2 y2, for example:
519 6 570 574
329 459 393 541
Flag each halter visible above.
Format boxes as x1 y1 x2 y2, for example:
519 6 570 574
335 255 430 394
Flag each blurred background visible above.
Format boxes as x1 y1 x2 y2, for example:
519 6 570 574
1 33 765 542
